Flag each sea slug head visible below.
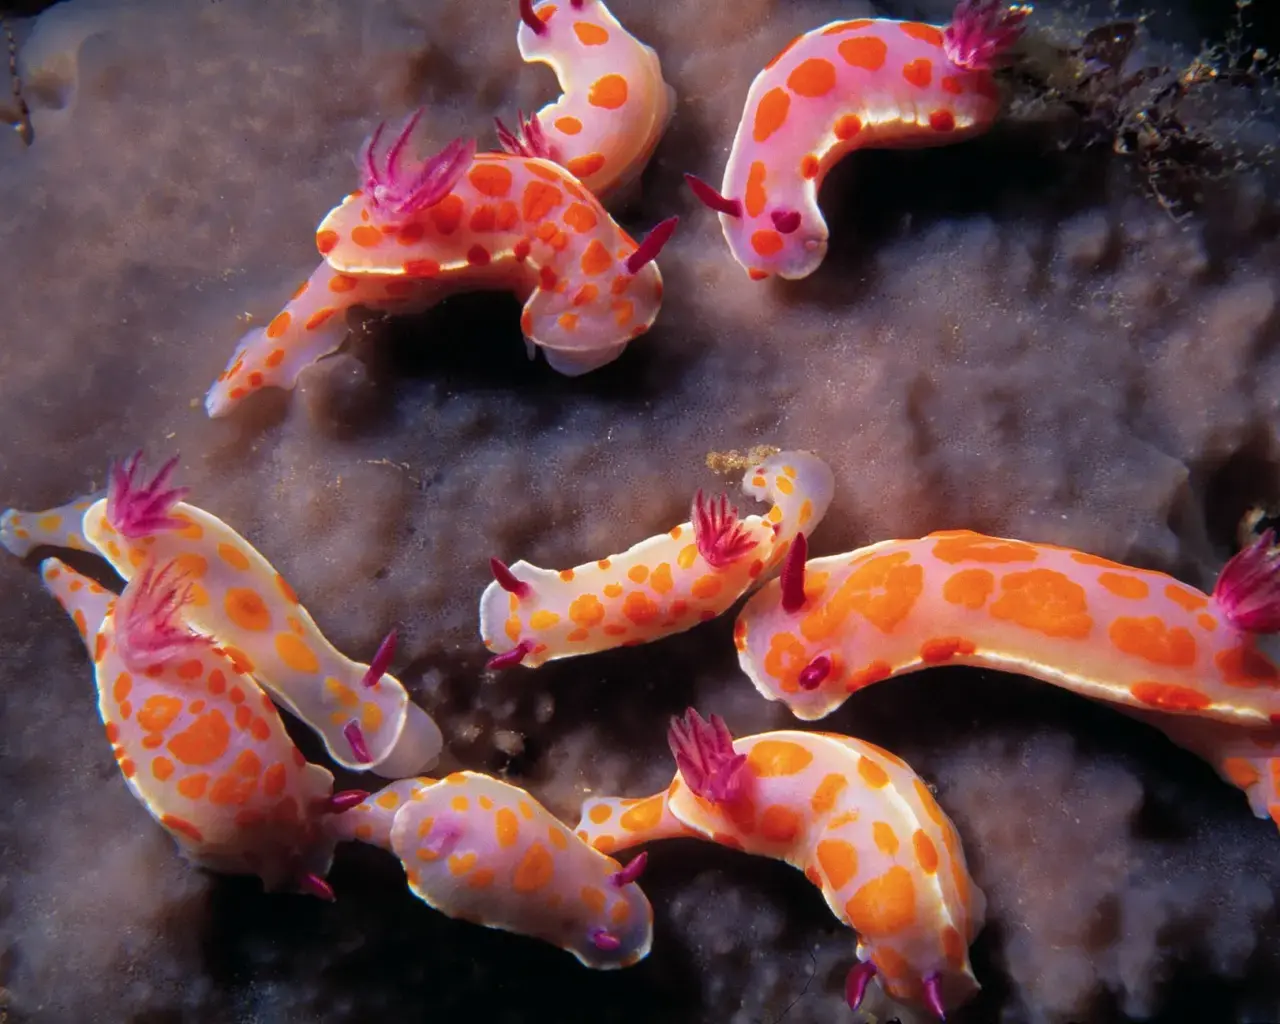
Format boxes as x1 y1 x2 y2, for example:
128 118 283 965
523 214 678 376
943 0 1031 70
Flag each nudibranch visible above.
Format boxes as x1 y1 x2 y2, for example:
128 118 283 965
685 0 1029 280
506 0 675 199
479 450 835 669
205 111 677 416
40 556 367 898
327 772 654 968
3 453 443 777
576 710 985 1018
735 528 1280 822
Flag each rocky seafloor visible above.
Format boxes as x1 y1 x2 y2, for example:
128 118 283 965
2 0 1280 1021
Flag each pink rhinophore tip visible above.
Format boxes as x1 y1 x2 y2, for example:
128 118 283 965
114 559 209 671
344 720 373 764
519 0 548 35
684 173 743 218
692 490 758 569
798 654 831 690
324 789 370 814
589 927 622 951
106 451 189 539
844 960 877 1012
358 110 476 217
923 972 948 1020
361 629 397 689
624 216 679 275
667 708 747 804
299 872 336 902
1214 529 1280 633
486 639 534 670
490 557 532 598
944 0 1031 70
609 851 648 887
780 532 808 613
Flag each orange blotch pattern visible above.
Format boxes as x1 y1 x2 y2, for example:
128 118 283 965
838 36 888 71
1108 616 1197 667
932 532 1038 564
588 74 629 110
225 587 271 632
747 739 814 777
845 866 917 936
753 88 791 144
942 567 994 609
1130 681 1211 711
810 772 847 815
920 636 977 663
989 569 1093 639
168 710 232 766
1098 572 1150 599
787 57 837 98
513 841 555 893
468 164 513 197
751 229 783 257
817 838 858 890
902 57 932 88
899 22 944 45
745 161 768 218
1215 645 1280 689
566 153 606 179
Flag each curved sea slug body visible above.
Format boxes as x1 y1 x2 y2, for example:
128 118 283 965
206 0 676 418
736 528 1280 828
575 710 984 1018
40 557 352 899
331 772 654 969
687 0 1029 280
479 450 835 669
3 453 443 777
513 0 675 200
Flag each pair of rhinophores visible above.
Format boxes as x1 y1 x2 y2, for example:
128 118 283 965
13 1 1277 1021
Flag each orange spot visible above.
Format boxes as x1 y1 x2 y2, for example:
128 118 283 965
263 762 287 797
872 820 900 856
168 710 231 766
266 312 292 339
753 88 791 144
465 243 490 267
787 57 837 98
351 225 382 248
209 773 254 806
900 22 944 45
151 756 174 781
569 592 606 628
495 806 520 848
305 308 338 330
622 591 659 625
1165 583 1208 612
468 163 513 197
329 274 359 293
177 773 208 799
942 925 967 968
857 756 889 788
563 204 600 236
137 694 183 732
745 161 768 218
557 311 578 331
1098 572 1150 599
1070 550 1128 570
581 885 606 914
554 115 582 135
581 239 612 275
748 268 770 281
275 633 320 673
265 349 286 368
942 567 995 609
822 19 873 36
747 739 814 777
1222 757 1261 789
572 283 599 307
759 804 803 844
932 531 1038 564
469 204 496 233
566 153 606 179
513 841 555 893
929 109 956 131
161 814 204 843
903 57 932 87
989 569 1093 639
810 773 848 815
800 154 820 179
1109 616 1197 667
834 113 863 140
225 587 271 632
430 194 464 235
396 222 425 245
845 866 917 936
838 35 888 71
619 795 665 832
816 838 858 890
941 75 963 94
402 258 441 277
914 778 946 827
920 636 977 663
751 229 784 257
913 829 939 873
587 74 628 109
690 574 723 600
316 230 338 254
1131 681 1211 711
